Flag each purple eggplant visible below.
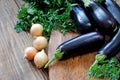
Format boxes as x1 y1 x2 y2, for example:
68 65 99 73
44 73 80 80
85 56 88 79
89 27 120 71
100 0 120 25
80 0 118 36
70 4 95 33
44 31 105 68
98 28 120 59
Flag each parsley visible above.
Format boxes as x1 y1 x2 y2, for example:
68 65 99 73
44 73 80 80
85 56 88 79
14 0 76 39
86 58 120 80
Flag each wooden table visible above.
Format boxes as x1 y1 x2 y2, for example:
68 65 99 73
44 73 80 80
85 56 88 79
0 0 48 80
0 0 120 80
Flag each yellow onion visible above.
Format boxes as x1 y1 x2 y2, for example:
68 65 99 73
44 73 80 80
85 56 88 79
30 23 43 37
24 47 37 60
34 50 48 68
33 36 48 50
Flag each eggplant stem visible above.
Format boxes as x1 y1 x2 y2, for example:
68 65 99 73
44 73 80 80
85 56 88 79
82 0 90 7
89 60 98 70
44 49 63 68
71 3 79 6
113 26 118 32
89 54 106 71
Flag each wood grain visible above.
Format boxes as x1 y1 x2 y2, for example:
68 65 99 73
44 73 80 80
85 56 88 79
48 30 98 80
0 0 48 80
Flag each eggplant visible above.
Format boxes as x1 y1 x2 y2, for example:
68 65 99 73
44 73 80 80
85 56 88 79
80 0 118 36
101 0 120 25
70 4 95 34
89 27 120 70
44 31 105 68
98 28 120 59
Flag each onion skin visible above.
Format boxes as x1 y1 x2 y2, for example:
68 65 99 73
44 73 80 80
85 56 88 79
30 24 43 37
24 47 37 60
34 50 48 68
33 36 48 50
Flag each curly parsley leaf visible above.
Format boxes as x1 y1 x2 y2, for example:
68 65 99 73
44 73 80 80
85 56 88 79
14 0 76 39
86 58 120 80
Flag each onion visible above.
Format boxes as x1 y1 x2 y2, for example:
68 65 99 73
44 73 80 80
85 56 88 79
34 50 48 68
33 36 48 50
30 23 43 37
24 47 37 60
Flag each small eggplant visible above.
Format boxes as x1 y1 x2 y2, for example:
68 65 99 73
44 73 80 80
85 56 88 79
101 0 120 25
98 28 120 59
70 4 95 34
81 0 118 36
89 27 120 70
44 31 105 68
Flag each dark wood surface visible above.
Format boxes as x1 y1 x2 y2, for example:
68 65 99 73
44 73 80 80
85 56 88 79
0 0 48 80
0 0 120 80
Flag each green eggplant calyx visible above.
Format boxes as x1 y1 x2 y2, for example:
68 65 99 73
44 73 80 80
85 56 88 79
82 0 91 7
89 54 106 71
44 49 63 68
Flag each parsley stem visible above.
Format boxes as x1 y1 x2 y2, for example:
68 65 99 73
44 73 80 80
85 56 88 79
89 60 98 71
89 54 106 71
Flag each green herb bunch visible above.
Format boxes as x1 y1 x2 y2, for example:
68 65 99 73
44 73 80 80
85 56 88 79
86 58 120 80
15 0 76 39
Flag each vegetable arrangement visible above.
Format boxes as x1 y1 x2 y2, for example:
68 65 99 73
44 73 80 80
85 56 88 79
44 0 120 80
45 31 105 68
24 23 49 68
87 28 120 80
15 0 120 80
81 0 120 79
14 0 76 39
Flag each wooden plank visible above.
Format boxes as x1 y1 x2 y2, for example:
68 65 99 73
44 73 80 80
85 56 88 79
117 0 120 5
48 30 98 80
0 0 48 80
14 0 25 8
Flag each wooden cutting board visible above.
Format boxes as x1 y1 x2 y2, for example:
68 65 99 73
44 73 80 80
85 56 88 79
47 30 101 80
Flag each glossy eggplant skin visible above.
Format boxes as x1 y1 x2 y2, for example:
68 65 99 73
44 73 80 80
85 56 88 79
86 1 118 36
98 28 120 59
70 4 95 33
57 32 105 60
102 0 120 25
